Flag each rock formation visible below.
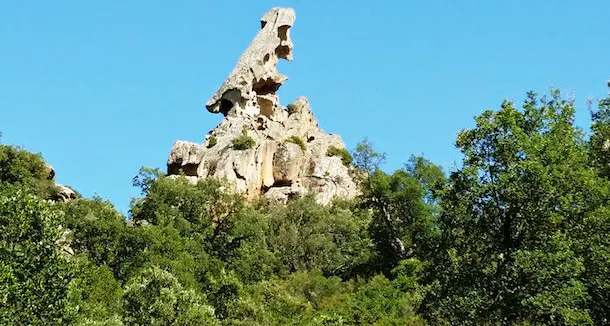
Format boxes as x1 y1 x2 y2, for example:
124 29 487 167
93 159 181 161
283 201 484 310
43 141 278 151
44 163 78 202
167 7 359 204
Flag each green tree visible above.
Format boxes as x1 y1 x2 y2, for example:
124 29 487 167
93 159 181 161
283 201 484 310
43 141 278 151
60 197 148 283
68 256 124 325
361 169 434 274
405 155 446 206
353 141 438 275
580 84 610 324
0 188 74 325
589 81 610 178
267 196 372 277
352 138 386 175
129 170 276 319
225 270 354 325
340 273 425 326
122 266 219 325
226 262 427 326
0 144 58 199
427 91 596 325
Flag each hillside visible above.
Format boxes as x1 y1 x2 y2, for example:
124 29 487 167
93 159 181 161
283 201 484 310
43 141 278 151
2 6 610 326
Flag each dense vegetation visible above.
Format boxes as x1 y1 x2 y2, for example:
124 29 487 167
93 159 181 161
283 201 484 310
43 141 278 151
2 86 610 325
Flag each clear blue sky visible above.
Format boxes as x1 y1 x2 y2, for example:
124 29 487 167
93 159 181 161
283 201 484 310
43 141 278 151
2 1 609 214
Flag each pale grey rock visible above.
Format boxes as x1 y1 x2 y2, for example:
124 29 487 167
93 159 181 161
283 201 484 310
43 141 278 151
206 7 296 116
56 185 77 202
167 8 359 204
264 186 306 203
57 229 74 256
168 141 202 176
273 142 304 185
304 156 359 205
44 163 55 181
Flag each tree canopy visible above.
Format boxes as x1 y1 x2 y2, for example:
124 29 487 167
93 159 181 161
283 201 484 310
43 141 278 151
2 86 610 324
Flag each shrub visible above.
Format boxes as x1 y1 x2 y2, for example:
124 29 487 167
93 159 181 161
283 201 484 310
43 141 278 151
287 103 298 114
327 146 353 166
232 136 256 150
285 136 306 151
0 145 58 199
0 189 74 324
207 136 217 148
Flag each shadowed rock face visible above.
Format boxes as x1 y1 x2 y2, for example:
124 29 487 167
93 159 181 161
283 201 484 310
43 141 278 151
167 8 359 204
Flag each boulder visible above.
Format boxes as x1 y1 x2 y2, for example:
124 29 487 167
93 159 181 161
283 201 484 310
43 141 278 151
168 141 202 176
273 142 304 185
56 185 77 202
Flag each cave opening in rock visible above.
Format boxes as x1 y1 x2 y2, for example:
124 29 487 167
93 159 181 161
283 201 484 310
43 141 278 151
167 163 198 177
272 179 292 187
219 99 234 115
253 78 281 95
275 26 291 59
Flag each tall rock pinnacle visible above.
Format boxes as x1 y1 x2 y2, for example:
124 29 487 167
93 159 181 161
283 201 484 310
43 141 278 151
206 7 296 116
167 8 359 204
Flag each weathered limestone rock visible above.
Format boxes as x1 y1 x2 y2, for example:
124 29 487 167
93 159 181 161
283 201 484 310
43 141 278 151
206 7 295 116
273 142 304 185
56 184 77 202
43 164 78 203
166 8 359 204
168 141 202 176
44 163 55 180
264 186 307 203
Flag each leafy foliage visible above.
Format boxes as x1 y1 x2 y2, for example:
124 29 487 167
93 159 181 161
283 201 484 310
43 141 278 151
286 103 298 114
0 144 58 199
121 266 218 325
266 197 372 277
285 135 306 151
3 86 610 325
327 146 353 166
232 135 256 150
424 90 605 325
352 138 385 174
0 188 74 325
207 135 217 148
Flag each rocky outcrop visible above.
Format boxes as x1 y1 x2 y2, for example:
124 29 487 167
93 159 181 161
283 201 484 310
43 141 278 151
44 164 78 202
167 7 359 204
206 7 295 116
56 184 77 202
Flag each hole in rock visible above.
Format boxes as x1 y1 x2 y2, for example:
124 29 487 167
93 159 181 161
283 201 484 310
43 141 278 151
275 26 291 59
168 163 198 177
219 99 234 115
272 179 292 187
253 78 281 95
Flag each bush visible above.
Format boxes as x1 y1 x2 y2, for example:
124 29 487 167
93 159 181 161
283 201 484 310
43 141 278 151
232 136 255 150
285 136 306 151
286 103 298 114
122 267 219 326
207 136 217 148
0 145 58 199
0 189 74 324
327 146 353 166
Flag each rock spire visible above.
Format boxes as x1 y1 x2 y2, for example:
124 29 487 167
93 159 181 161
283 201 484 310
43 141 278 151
167 8 359 204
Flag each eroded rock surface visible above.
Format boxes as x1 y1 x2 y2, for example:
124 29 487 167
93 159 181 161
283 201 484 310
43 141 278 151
206 7 295 116
167 8 359 204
